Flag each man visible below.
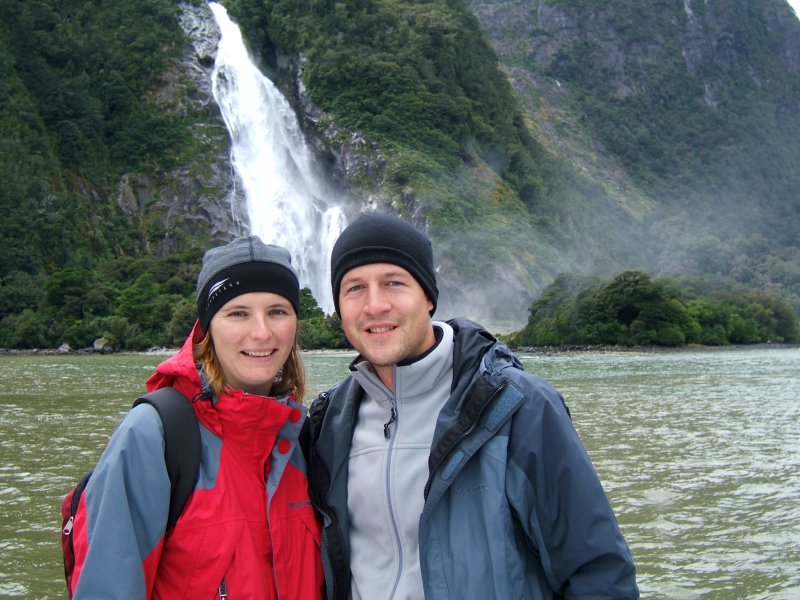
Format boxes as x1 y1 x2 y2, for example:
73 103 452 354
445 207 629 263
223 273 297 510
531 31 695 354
304 211 639 599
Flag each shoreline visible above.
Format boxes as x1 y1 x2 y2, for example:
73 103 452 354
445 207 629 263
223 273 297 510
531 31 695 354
516 342 800 356
2 342 797 357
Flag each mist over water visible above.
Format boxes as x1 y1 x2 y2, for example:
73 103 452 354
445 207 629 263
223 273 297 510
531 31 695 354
209 2 346 313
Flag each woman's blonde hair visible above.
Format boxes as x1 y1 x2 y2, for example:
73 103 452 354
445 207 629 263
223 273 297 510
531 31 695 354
193 325 306 402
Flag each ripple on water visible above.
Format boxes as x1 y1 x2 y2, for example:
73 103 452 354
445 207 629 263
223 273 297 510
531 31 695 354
0 582 28 596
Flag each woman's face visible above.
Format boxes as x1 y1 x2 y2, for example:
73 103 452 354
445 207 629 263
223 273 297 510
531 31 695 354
209 292 297 396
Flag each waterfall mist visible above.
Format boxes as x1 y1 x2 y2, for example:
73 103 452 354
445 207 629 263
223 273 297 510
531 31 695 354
209 2 346 314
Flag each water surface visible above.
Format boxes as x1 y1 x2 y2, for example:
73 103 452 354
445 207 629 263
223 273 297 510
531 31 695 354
0 346 797 598
521 347 800 599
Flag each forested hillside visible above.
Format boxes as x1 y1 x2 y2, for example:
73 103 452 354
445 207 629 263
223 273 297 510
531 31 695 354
230 0 800 325
0 0 798 350
0 0 180 273
471 0 800 285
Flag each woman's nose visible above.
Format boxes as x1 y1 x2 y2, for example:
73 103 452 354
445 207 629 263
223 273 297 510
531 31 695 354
250 315 273 338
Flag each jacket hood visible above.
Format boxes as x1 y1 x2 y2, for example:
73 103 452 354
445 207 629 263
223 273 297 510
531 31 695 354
447 317 500 395
146 320 207 400
448 317 522 382
145 320 301 458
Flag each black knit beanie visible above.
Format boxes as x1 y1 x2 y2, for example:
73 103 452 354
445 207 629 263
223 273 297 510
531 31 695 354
196 236 300 332
330 212 438 315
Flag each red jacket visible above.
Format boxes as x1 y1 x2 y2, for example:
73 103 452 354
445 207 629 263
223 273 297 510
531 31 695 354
71 322 323 599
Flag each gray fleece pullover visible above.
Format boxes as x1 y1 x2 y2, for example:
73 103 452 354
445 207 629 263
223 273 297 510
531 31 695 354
347 322 454 600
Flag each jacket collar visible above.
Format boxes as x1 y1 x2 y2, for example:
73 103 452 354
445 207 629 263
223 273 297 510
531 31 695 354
348 321 454 405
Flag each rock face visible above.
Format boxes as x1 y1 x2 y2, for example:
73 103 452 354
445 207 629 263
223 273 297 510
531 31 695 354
468 0 800 109
115 2 249 254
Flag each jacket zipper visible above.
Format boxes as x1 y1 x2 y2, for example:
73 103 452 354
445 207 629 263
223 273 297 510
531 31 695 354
423 380 507 501
383 367 399 439
383 390 403 598
419 379 508 598
264 456 283 597
383 404 397 439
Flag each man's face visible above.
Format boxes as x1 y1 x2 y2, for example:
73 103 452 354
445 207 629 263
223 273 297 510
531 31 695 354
338 262 435 389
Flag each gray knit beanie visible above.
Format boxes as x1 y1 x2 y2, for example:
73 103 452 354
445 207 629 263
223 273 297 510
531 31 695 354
196 236 300 332
330 212 438 316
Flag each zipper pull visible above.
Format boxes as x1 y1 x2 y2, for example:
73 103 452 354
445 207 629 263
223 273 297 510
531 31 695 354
63 516 74 535
383 405 397 439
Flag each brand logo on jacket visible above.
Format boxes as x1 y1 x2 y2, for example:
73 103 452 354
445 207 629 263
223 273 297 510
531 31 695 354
452 483 488 496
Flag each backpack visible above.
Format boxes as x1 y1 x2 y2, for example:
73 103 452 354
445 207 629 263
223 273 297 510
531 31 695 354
60 386 201 597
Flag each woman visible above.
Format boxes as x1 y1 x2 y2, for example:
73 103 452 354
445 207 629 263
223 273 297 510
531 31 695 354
70 236 323 599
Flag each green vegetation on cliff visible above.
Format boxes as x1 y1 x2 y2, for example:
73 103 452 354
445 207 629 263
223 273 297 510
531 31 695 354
0 0 195 279
229 0 554 207
543 0 800 247
228 0 578 321
0 0 226 350
0 0 797 349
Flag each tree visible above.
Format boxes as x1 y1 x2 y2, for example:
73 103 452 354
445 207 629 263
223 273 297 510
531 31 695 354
0 271 43 316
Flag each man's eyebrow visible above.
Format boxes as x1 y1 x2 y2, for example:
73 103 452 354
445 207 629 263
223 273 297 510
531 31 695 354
342 270 411 283
382 270 413 278
340 275 362 286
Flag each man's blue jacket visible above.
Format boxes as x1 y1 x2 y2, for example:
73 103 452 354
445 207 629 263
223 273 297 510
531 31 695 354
304 318 639 599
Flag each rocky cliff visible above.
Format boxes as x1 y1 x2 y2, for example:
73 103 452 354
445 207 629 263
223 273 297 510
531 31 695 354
121 2 249 254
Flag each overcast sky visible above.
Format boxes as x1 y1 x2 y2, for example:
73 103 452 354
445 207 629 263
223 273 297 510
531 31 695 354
789 0 800 18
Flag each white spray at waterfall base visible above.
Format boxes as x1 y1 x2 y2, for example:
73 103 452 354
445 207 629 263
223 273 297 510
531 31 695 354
209 2 346 314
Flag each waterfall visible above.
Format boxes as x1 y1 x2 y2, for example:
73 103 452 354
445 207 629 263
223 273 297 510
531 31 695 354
208 2 346 314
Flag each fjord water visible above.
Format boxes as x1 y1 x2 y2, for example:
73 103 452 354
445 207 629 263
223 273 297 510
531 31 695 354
1 346 798 598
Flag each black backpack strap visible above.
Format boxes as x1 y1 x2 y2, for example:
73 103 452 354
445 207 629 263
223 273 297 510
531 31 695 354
300 390 330 458
133 387 201 529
